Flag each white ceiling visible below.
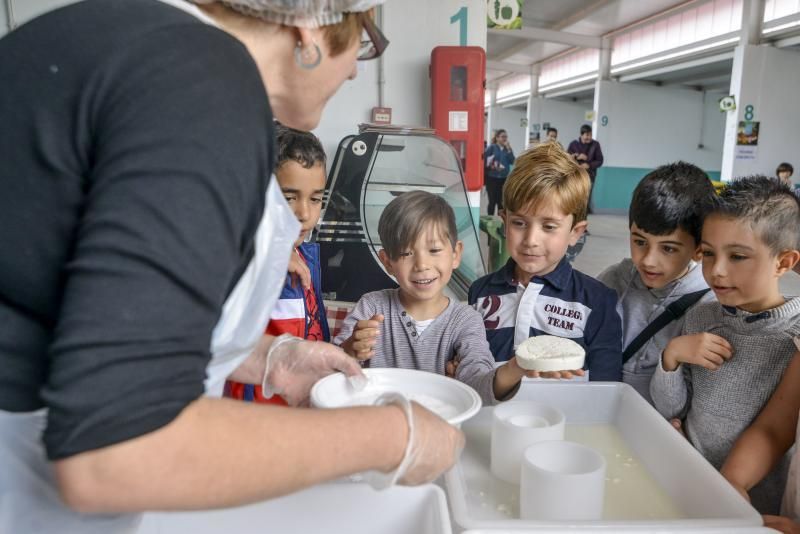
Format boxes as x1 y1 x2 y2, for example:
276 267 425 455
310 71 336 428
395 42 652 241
487 0 691 81
490 1 800 109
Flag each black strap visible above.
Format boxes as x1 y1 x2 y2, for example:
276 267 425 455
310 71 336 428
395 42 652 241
622 289 711 364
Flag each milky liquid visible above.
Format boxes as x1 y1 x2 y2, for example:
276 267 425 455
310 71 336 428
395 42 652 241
565 424 684 520
464 423 684 521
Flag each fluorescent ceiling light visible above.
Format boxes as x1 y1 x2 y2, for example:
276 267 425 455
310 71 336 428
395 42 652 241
610 37 739 74
539 73 598 93
763 19 800 34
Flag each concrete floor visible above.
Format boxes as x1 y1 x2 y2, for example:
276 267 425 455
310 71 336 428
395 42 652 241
480 213 800 297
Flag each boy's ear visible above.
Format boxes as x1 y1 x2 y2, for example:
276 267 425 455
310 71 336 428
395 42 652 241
776 249 800 277
692 245 704 262
569 220 588 246
452 240 464 269
377 249 394 275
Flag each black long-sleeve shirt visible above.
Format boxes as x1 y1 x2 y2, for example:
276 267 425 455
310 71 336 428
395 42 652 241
0 0 274 460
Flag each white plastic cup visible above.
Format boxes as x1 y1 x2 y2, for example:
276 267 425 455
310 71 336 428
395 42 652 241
519 440 607 521
490 402 565 484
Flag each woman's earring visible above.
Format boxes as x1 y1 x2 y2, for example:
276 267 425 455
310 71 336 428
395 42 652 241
294 41 322 70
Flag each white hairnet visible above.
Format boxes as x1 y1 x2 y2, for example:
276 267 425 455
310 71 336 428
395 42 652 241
188 0 386 28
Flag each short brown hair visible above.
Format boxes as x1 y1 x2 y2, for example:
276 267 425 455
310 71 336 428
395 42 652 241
324 11 372 56
502 143 591 226
378 191 458 260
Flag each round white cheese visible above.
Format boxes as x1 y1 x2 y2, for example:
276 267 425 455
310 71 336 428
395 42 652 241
515 335 586 372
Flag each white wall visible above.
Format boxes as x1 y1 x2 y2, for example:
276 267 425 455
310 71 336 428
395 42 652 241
537 98 591 148
314 0 487 161
488 98 587 155
722 44 800 181
489 106 527 155
593 80 725 171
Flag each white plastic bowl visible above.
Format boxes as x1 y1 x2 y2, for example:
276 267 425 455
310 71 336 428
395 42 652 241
311 368 482 426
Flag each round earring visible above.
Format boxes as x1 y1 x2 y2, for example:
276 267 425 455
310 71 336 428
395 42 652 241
294 41 322 70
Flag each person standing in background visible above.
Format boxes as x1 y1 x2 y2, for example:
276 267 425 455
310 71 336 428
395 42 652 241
484 129 515 216
568 125 604 214
777 162 795 189
546 127 563 149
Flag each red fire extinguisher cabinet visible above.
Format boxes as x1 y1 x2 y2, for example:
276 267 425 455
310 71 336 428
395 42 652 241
430 46 486 192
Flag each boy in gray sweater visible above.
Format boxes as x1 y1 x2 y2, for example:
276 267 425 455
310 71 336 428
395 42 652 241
334 191 550 405
651 175 800 514
598 162 717 404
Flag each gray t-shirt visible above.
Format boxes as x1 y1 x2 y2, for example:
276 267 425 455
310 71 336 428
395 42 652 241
334 289 501 405
651 298 800 514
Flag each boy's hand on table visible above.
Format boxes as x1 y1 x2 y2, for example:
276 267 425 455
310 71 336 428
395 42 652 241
287 251 311 290
763 515 800 534
342 314 384 360
662 333 732 372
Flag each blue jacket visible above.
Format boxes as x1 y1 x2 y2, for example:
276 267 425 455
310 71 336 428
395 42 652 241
484 143 515 180
229 242 330 403
468 257 622 381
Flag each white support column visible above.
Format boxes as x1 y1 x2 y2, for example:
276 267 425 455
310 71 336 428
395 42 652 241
525 64 541 150
741 0 765 46
720 42 800 181
721 2 765 181
486 85 498 143
592 37 612 138
598 36 612 81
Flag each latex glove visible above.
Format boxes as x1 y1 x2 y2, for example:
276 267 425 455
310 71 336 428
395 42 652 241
365 393 465 489
262 334 365 407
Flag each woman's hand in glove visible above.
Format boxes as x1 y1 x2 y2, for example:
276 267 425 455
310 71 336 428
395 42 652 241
262 334 365 407
366 393 465 488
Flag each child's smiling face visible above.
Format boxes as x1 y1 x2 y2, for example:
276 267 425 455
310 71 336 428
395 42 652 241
378 224 462 309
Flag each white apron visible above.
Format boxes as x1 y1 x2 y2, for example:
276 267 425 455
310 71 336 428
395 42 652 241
0 179 298 533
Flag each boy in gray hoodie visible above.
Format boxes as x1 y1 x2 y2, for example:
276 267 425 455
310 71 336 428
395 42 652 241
598 162 716 403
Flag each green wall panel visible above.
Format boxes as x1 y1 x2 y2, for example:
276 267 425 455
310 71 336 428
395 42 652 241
593 167 721 212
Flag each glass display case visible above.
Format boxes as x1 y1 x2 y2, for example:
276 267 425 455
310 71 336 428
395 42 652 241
316 125 486 302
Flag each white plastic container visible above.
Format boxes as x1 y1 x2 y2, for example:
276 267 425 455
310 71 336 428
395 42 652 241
520 440 606 521
138 483 452 534
445 382 763 530
490 402 565 484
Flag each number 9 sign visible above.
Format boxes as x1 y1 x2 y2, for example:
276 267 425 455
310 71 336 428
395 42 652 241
601 115 608 127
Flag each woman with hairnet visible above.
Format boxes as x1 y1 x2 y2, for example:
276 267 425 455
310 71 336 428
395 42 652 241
0 1 464 532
